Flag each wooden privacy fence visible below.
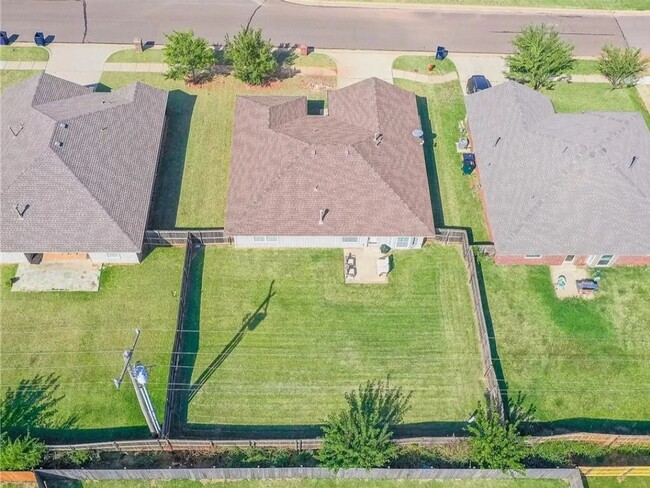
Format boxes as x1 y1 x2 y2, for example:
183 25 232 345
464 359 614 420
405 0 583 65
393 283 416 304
433 229 503 418
145 229 230 246
34 468 583 488
162 233 203 438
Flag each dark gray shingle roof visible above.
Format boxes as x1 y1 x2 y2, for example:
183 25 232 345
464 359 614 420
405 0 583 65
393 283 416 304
465 81 650 256
225 78 434 237
1 74 168 253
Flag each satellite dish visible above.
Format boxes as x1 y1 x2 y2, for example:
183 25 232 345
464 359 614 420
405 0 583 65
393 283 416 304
412 129 424 138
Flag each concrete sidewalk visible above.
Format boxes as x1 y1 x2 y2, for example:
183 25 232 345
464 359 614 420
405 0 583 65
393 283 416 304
280 0 650 16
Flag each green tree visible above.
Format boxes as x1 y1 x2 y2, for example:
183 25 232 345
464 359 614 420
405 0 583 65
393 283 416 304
224 27 278 85
506 24 574 90
317 379 412 470
163 30 215 84
466 401 526 472
598 45 649 89
0 432 46 470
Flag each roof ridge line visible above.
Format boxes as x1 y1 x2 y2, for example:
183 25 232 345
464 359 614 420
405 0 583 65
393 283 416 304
351 140 433 231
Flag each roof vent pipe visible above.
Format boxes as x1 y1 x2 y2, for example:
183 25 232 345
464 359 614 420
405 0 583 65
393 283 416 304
374 133 383 146
630 156 638 169
15 204 29 219
319 208 328 225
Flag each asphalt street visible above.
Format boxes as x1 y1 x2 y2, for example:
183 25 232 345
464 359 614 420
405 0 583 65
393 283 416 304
1 0 648 55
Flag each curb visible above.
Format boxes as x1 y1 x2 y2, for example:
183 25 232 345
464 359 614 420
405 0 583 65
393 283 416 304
280 0 649 16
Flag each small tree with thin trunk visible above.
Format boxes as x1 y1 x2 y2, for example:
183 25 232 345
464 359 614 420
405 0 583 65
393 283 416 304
163 30 215 84
0 432 46 470
224 27 278 86
317 379 412 469
506 24 574 90
598 45 649 89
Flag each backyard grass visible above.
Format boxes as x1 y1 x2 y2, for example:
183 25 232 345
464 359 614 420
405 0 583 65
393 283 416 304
0 46 49 61
0 248 184 442
98 72 334 228
184 245 484 433
0 70 41 92
393 56 456 76
38 480 570 488
394 79 489 243
544 83 650 128
293 53 337 69
328 0 648 9
106 48 166 63
584 478 650 488
480 259 650 423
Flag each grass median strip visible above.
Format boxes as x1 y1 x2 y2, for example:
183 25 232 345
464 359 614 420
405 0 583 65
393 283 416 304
0 46 49 62
106 48 166 63
393 56 456 76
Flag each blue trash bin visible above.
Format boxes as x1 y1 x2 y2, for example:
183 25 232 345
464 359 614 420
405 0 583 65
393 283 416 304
436 45 448 60
0 31 8 46
34 32 45 46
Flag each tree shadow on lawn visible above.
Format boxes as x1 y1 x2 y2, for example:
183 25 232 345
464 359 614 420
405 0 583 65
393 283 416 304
148 90 197 229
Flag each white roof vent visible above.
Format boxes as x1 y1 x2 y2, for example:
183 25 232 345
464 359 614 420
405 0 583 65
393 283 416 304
53 140 63 148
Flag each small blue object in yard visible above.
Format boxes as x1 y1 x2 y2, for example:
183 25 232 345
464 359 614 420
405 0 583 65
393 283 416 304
436 46 448 60
0 31 8 46
462 153 476 175
34 31 45 46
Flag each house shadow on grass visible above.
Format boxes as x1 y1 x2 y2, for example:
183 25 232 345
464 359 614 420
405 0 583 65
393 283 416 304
148 90 197 229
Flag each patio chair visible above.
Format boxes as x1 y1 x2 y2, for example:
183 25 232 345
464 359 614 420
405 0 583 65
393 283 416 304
346 253 356 267
346 265 357 278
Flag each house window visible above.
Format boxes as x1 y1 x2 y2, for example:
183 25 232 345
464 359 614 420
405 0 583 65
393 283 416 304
395 237 410 248
525 254 542 259
253 236 278 243
596 255 614 266
341 236 359 244
564 255 575 263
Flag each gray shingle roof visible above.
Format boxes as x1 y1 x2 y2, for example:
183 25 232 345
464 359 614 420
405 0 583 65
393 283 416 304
465 81 650 256
226 78 434 237
1 73 168 253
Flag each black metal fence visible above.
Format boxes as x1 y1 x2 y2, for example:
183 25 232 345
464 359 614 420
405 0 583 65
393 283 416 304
433 229 504 418
145 229 230 246
162 233 203 438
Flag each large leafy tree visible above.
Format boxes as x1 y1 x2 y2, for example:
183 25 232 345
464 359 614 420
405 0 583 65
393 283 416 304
163 30 215 84
466 401 527 472
224 27 278 85
0 432 46 471
506 24 574 90
317 379 412 469
598 45 649 89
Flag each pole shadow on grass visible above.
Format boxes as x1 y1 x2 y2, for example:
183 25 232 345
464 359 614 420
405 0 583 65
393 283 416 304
147 90 197 229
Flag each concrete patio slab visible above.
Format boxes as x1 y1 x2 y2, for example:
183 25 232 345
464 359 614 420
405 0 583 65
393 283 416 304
344 247 389 285
12 262 102 292
550 263 593 300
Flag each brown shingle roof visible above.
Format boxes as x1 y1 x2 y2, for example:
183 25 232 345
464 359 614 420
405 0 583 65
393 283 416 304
1 74 168 253
226 78 434 237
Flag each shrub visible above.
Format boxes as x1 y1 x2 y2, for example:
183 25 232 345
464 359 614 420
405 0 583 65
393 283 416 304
526 441 609 467
317 379 412 469
224 27 278 85
598 45 649 88
466 401 526 472
506 24 574 90
0 432 46 470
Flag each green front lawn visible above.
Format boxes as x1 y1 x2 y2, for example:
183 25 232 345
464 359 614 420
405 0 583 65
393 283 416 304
393 56 456 76
569 59 600 75
0 70 41 92
394 79 489 242
98 72 333 228
544 83 650 128
0 46 49 61
326 0 647 9
480 260 650 423
185 245 484 433
293 53 337 69
106 48 166 63
0 249 184 442
39 480 570 488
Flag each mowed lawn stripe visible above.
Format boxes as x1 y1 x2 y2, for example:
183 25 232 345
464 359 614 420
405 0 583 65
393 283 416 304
186 245 484 426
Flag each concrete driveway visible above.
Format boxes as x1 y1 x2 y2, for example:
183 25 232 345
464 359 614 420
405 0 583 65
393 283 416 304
452 53 507 93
